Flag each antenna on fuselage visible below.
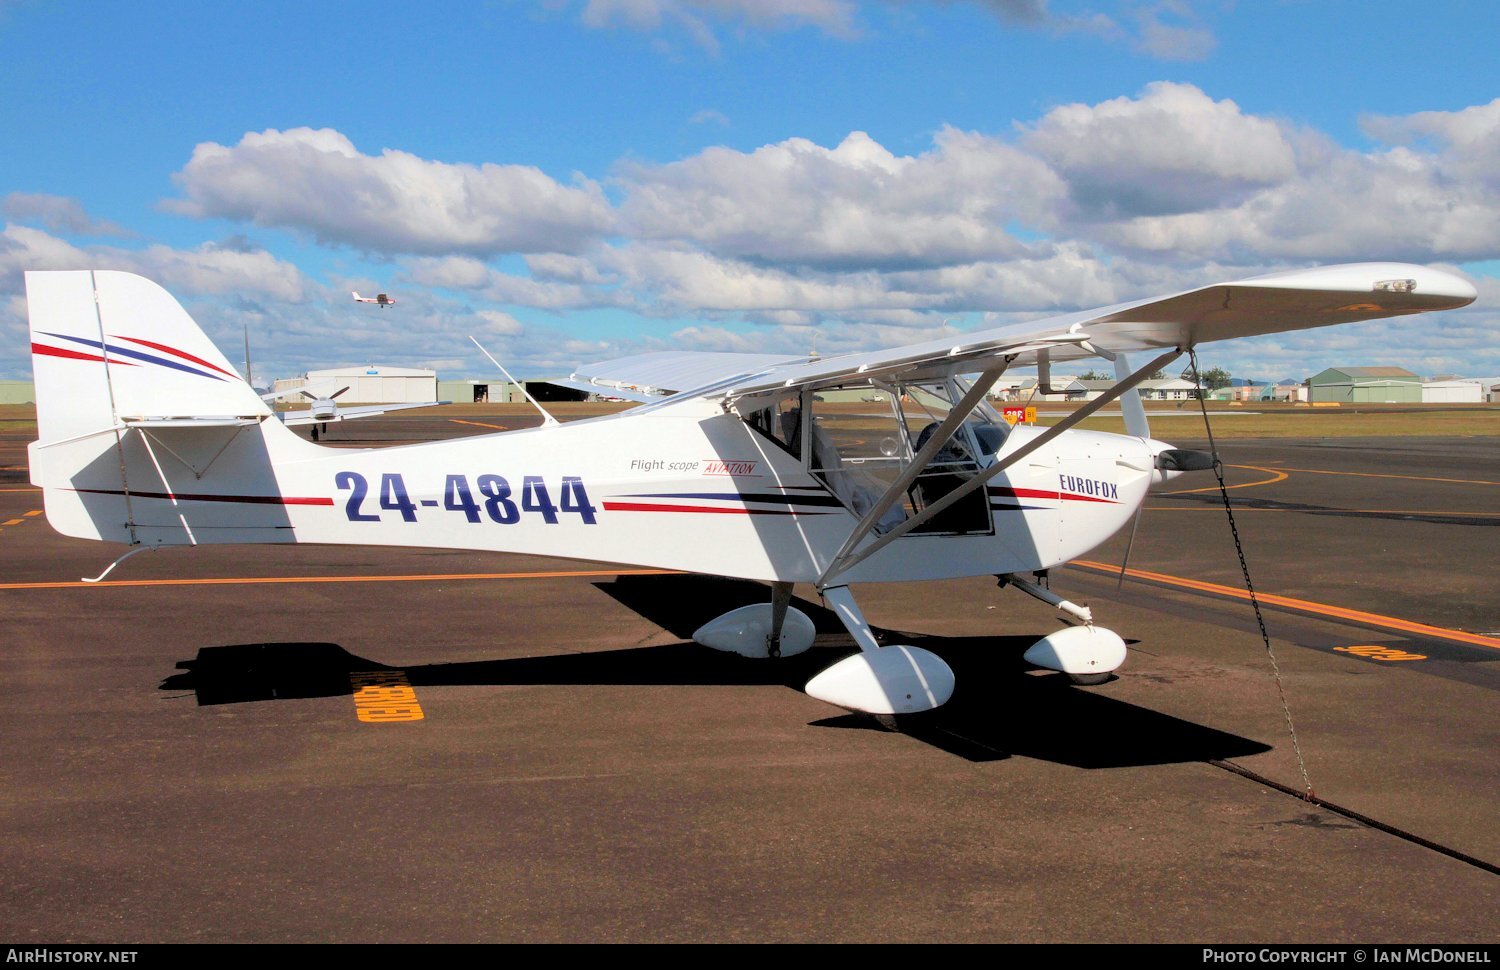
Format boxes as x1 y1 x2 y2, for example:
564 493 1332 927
468 336 558 426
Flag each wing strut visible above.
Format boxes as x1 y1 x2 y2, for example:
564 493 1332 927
817 364 1007 585
818 348 1182 587
1112 352 1151 440
469 336 558 426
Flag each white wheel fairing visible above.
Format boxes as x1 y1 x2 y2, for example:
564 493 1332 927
1023 625 1128 678
693 604 815 658
804 646 955 715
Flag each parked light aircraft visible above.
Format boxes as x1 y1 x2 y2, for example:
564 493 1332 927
352 291 396 308
26 266 1475 715
261 382 449 441
246 324 445 438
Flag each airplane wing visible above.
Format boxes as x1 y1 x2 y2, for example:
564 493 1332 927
280 400 451 426
564 351 808 401
542 378 660 404
715 262 1476 403
571 263 1475 408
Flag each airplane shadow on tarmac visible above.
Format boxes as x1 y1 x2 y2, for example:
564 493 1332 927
159 573 1270 768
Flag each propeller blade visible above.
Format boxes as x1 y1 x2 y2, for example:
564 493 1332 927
330 386 352 400
299 390 318 401
1157 448 1215 472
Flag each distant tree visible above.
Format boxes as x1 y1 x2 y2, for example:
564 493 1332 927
1180 365 1232 390
1148 369 1165 380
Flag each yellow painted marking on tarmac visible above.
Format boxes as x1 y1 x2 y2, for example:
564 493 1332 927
448 418 510 431
1160 464 1288 495
2 518 23 526
1334 645 1427 662
24 510 42 516
1071 559 1500 651
0 567 682 591
0 488 41 493
349 670 424 723
1272 466 1500 487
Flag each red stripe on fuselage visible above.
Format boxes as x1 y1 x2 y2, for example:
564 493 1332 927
602 501 821 516
988 486 1117 504
70 487 333 506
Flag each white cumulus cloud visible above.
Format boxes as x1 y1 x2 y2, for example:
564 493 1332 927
168 127 615 257
2 193 129 237
1021 81 1296 220
620 128 1061 269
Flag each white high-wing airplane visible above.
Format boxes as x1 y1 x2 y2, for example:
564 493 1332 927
25 266 1475 716
352 291 396 308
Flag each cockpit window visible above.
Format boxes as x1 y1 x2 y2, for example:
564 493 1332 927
745 394 804 459
741 375 1007 537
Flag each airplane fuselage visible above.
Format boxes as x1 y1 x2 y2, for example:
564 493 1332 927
39 396 1157 584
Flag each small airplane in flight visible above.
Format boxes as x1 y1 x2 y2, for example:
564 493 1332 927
25 265 1475 717
352 291 397 308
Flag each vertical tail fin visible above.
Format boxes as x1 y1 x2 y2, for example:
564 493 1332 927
29 271 270 442
28 271 307 546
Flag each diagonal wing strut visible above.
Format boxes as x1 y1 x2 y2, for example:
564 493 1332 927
817 363 1009 579
816 347 1182 587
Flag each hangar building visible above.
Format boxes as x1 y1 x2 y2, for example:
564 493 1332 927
280 366 439 404
1307 366 1422 404
1421 380 1484 403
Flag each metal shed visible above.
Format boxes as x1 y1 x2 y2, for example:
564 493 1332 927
1307 367 1422 404
1422 380 1484 403
304 366 438 404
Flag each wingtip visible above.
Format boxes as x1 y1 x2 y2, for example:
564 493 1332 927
1241 262 1477 309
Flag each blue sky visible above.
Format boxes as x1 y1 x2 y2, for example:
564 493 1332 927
2 0 1497 382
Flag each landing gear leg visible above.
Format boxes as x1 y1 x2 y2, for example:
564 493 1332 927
997 572 1093 625
767 581 793 659
805 586 954 715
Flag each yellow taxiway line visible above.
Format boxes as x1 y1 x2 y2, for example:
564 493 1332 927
1159 464 1288 495
1071 559 1500 651
1268 466 1500 487
448 419 510 431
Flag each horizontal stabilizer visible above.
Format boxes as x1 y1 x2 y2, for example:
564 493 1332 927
122 416 266 429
